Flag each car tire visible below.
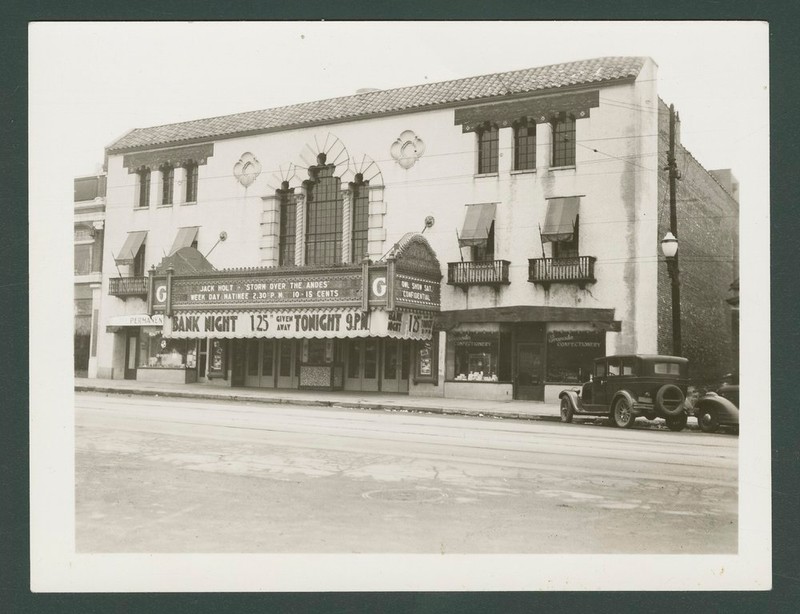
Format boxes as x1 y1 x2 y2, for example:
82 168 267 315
613 396 635 428
656 384 685 416
697 406 720 433
560 398 574 423
665 413 687 432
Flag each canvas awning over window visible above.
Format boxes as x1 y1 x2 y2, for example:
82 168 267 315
169 226 199 256
541 197 580 242
114 231 147 265
458 203 497 247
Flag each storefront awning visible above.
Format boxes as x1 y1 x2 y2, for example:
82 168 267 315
458 203 496 247
114 231 147 265
107 314 164 327
436 305 619 331
169 227 199 256
541 197 579 242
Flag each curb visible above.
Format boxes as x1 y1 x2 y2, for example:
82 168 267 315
74 385 563 423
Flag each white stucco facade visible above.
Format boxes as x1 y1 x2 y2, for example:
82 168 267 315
95 57 667 402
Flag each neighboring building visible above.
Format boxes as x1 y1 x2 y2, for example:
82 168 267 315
74 172 106 377
94 56 739 401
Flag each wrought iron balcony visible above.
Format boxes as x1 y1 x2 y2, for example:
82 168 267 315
108 276 148 297
447 260 510 287
528 256 596 289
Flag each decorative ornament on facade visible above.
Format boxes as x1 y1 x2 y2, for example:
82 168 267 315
234 153 262 188
390 130 426 169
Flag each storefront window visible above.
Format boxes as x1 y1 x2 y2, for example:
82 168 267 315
546 330 605 383
138 330 193 368
450 331 506 382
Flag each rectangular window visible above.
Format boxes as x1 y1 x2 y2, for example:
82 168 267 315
351 182 369 263
477 124 499 174
137 331 191 368
471 221 495 262
279 191 296 265
74 244 92 275
448 331 508 382
545 330 605 383
513 120 536 170
551 112 576 167
161 166 174 205
137 169 150 208
552 216 579 259
185 163 198 202
133 241 146 277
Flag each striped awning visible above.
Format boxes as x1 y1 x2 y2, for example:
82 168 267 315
541 197 580 242
169 226 199 256
458 203 497 247
114 231 147 265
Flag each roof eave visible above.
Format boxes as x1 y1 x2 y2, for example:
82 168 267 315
105 74 640 155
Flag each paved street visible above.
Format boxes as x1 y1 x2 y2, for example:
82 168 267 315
75 392 738 554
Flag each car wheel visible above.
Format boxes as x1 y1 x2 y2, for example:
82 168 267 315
560 398 574 423
697 407 720 433
665 413 687 432
613 396 635 428
656 384 685 416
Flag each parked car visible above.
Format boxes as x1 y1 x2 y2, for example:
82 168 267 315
693 372 739 434
559 355 690 431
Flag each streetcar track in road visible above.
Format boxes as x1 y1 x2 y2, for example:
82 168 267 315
77 403 735 464
76 410 737 483
75 404 737 469
75 422 736 489
76 394 738 455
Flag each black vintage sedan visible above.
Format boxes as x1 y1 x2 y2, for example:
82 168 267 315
694 372 739 434
559 355 690 431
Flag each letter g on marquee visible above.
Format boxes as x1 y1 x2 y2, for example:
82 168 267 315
372 276 387 298
155 284 167 304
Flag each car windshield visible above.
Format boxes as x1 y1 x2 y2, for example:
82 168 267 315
653 362 681 375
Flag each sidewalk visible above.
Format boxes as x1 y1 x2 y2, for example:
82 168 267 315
74 377 563 422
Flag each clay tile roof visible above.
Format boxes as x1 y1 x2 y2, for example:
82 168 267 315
107 56 646 152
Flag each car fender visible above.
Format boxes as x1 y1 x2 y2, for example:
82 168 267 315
610 389 638 415
694 394 739 425
559 389 583 413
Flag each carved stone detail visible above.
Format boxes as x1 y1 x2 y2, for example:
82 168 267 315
390 130 426 169
233 152 262 188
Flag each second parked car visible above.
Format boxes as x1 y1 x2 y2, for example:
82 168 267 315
559 355 690 431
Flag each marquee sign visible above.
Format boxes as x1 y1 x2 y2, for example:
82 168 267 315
151 264 439 313
164 308 433 341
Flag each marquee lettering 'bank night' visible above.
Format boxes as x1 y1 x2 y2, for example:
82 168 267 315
89 57 738 401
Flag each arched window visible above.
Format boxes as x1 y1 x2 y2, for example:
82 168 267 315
137 168 151 208
477 123 499 174
278 183 296 266
351 174 369 263
161 165 174 205
305 154 342 265
184 161 198 203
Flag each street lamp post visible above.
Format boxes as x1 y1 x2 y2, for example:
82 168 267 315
661 231 681 356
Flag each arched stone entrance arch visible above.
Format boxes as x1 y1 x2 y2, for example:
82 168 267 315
261 133 386 267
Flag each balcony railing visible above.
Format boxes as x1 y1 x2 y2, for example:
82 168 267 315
447 260 510 287
528 256 596 288
108 276 148 297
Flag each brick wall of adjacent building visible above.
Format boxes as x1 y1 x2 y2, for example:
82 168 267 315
657 101 739 382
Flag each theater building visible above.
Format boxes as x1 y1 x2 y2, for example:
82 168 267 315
94 56 738 400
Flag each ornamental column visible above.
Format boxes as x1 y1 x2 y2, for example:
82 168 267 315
341 184 353 263
294 186 307 266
